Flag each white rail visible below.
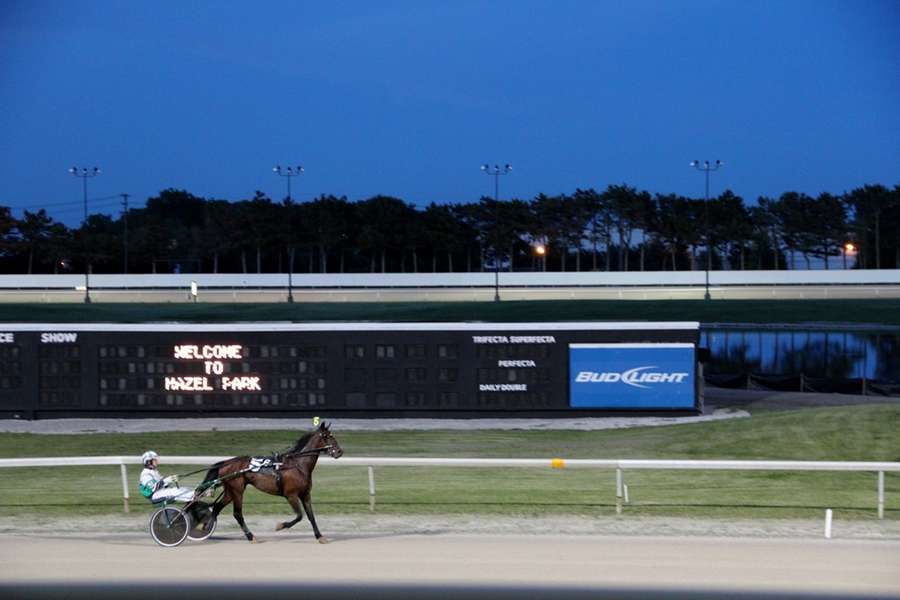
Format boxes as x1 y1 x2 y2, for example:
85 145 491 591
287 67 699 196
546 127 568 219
1 456 896 518
3 270 900 290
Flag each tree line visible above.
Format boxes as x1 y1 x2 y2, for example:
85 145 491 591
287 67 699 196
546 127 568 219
1 183 898 275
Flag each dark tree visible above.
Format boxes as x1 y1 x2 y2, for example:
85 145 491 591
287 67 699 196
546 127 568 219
17 209 55 274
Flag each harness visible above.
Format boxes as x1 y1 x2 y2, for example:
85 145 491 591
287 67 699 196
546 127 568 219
189 445 338 497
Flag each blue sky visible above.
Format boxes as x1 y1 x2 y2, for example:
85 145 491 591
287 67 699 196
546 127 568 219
1 0 897 226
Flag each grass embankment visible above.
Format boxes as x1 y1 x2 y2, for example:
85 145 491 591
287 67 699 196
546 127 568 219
0 404 897 520
0 299 899 324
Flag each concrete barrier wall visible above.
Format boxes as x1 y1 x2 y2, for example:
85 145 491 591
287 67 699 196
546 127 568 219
2 270 900 289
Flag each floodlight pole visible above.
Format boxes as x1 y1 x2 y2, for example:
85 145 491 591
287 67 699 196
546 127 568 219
69 167 101 303
273 165 303 302
690 160 723 301
481 164 512 302
273 165 303 203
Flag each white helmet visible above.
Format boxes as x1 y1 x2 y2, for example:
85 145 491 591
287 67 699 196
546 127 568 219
141 450 159 466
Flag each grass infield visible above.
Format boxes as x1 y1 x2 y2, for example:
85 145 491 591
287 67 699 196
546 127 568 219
0 298 898 325
0 404 897 521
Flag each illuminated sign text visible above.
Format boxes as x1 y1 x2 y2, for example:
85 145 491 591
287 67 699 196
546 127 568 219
167 343 262 393
41 332 78 343
472 335 556 344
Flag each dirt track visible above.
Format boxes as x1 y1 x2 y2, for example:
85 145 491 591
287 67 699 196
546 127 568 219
1 530 899 597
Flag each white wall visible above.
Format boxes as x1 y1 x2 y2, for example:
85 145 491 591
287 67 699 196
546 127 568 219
2 270 899 289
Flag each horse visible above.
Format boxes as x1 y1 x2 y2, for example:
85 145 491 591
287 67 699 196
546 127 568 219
200 421 343 544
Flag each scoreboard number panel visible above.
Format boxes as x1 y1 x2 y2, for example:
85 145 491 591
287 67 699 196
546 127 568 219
0 323 700 418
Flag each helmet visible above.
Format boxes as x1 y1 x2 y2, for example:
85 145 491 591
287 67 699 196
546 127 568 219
141 450 159 466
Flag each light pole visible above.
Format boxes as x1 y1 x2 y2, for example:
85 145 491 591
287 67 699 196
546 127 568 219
273 165 303 203
480 164 512 302
690 159 723 300
69 166 101 303
273 165 303 302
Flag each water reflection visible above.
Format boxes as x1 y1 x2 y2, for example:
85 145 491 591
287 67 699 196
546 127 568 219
701 328 900 381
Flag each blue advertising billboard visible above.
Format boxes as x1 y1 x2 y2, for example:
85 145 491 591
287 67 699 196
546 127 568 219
569 343 696 409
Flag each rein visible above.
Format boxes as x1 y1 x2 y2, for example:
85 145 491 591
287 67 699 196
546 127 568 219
172 445 337 480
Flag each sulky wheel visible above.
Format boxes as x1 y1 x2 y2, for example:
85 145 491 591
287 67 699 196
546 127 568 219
186 503 217 542
149 506 190 547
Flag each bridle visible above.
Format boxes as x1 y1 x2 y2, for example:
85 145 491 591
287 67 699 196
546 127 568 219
283 444 339 459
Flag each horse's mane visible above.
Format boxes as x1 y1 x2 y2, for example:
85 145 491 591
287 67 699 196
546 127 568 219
288 430 317 453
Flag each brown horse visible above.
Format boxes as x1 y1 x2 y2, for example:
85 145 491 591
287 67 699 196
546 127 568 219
201 421 343 543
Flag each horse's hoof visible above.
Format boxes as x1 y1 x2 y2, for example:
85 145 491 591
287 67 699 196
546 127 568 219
249 537 261 544
317 536 330 545
275 523 284 531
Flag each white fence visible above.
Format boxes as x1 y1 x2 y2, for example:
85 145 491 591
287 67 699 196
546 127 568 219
2 270 900 289
0 456 896 518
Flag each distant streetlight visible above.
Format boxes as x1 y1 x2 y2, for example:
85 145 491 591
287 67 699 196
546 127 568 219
690 160 723 301
68 166 101 303
534 243 547 272
273 165 303 203
843 242 857 270
273 165 303 303
480 164 512 302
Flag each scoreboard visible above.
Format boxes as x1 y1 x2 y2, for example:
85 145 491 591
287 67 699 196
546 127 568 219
0 322 700 418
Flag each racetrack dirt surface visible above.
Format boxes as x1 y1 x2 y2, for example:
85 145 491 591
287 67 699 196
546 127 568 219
1 530 899 597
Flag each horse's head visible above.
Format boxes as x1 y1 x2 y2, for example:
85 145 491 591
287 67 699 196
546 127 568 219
310 421 343 459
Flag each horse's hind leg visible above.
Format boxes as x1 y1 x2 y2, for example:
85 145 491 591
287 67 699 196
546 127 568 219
275 495 304 531
231 490 257 543
210 490 232 520
300 492 328 544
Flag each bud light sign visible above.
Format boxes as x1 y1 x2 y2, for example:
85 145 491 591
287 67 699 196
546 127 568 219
569 343 696 409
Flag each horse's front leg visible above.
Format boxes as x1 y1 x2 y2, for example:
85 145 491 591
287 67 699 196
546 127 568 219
301 492 328 544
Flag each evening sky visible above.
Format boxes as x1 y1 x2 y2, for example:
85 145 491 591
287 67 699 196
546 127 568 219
1 0 897 226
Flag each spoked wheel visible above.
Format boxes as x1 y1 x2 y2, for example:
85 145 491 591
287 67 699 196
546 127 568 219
187 503 217 542
149 506 190 547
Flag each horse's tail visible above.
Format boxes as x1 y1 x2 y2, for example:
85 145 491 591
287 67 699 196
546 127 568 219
200 457 242 489
201 463 223 486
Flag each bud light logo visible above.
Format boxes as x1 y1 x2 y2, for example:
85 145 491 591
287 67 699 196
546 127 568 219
575 367 689 388
570 344 695 409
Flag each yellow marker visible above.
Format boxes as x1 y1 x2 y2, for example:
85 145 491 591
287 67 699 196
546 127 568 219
312 416 320 427
550 458 565 469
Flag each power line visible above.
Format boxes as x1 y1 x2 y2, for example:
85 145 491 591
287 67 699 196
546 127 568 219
2 195 128 210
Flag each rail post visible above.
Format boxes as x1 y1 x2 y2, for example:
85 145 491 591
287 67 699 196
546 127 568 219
616 467 623 515
119 461 130 513
368 466 376 512
878 471 884 519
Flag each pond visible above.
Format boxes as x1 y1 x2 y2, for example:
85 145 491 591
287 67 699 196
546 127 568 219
701 326 900 382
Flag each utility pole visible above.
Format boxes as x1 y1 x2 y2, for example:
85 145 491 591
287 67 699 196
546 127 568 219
121 193 129 274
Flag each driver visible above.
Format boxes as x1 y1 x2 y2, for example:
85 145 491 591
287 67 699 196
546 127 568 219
139 450 195 503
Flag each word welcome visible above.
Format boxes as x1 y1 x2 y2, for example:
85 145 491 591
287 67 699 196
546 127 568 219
169 343 262 393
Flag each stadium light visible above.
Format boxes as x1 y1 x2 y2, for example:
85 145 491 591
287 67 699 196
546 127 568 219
68 166 101 303
690 160 723 300
273 165 304 203
481 164 513 302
